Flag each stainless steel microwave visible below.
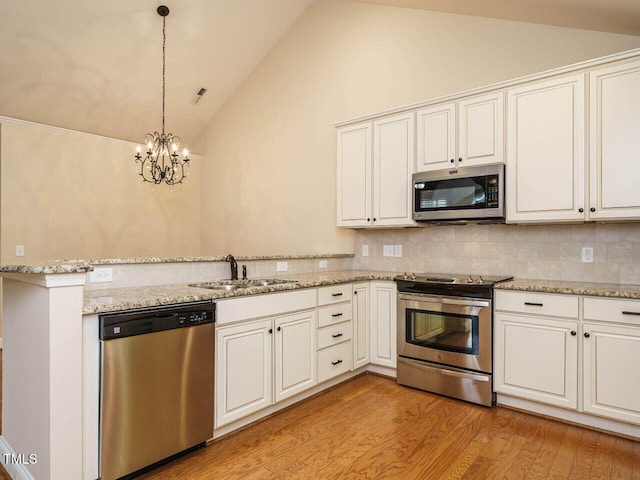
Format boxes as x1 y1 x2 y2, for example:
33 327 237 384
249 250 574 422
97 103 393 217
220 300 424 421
412 163 505 223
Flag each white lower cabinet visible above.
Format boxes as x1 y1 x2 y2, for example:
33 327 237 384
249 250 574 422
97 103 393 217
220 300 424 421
582 297 640 425
352 282 370 369
215 317 273 428
370 281 397 368
215 308 316 428
495 290 640 432
494 313 578 409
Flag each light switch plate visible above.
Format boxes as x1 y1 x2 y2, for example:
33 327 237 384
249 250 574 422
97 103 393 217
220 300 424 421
15 245 25 257
277 261 288 272
362 245 369 257
383 245 394 257
394 245 403 257
319 260 328 269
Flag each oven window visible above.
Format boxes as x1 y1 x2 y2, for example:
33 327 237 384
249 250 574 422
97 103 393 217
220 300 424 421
406 309 479 355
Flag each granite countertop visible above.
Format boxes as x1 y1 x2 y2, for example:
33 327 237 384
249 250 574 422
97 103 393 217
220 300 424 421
496 278 640 299
83 270 397 315
0 263 92 274
63 253 353 265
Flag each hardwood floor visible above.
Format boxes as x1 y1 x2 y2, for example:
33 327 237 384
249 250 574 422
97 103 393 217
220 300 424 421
0 366 636 479
137 374 638 480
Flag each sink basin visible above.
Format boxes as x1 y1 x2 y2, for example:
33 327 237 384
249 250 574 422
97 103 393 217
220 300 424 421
189 279 298 291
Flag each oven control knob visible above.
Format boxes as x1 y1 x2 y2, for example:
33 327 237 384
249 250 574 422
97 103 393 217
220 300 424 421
402 272 409 279
476 276 484 283
411 273 416 280
466 276 474 283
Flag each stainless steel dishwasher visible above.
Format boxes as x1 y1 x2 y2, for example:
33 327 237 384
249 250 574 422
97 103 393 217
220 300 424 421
99 300 215 480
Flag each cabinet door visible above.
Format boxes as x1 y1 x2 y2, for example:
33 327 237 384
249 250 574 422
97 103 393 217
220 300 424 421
215 318 273 428
494 313 578 409
274 310 317 403
337 122 372 227
352 283 370 369
372 113 415 227
589 59 640 220
583 322 640 424
416 103 456 172
458 92 504 168
506 74 586 223
370 281 397 368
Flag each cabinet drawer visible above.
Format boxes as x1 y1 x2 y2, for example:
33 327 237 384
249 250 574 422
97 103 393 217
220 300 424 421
318 302 353 327
318 342 352 383
495 290 578 319
318 284 353 306
317 321 352 350
584 297 640 326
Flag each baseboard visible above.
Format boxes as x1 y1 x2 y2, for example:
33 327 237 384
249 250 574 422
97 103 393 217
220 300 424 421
0 436 36 480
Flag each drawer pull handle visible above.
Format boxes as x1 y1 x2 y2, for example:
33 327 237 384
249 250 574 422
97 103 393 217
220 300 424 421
622 311 640 316
331 359 343 366
524 302 543 307
331 313 343 318
331 292 343 297
332 333 343 338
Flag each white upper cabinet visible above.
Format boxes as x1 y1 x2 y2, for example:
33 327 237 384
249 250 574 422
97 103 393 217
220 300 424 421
337 123 372 227
416 92 504 172
506 74 586 223
337 113 415 228
589 59 640 220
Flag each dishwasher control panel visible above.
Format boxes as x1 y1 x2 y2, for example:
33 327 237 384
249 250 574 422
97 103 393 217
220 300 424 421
99 301 215 340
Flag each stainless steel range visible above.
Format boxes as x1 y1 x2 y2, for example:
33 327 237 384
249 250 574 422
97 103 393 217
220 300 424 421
395 273 512 407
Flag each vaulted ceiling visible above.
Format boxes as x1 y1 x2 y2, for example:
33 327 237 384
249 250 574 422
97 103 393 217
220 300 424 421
1 0 638 150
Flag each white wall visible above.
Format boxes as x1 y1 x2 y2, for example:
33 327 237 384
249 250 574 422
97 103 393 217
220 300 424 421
197 0 640 256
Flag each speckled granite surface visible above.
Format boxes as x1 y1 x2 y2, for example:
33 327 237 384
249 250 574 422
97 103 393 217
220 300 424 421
64 253 354 265
0 263 92 274
496 279 640 299
83 270 397 315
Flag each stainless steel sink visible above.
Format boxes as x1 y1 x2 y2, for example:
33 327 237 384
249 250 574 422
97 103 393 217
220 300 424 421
189 279 298 291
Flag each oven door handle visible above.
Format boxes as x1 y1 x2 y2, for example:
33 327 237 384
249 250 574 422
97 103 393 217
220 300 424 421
399 358 490 382
397 293 490 308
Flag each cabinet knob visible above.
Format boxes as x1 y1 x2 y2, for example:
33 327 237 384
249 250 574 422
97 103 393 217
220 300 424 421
367 218 370 222
458 157 462 163
590 207 596 212
584 332 590 338
373 218 377 222
269 328 273 334
570 331 577 336
578 208 584 213
450 159 455 163
354 290 358 295
277 326 281 332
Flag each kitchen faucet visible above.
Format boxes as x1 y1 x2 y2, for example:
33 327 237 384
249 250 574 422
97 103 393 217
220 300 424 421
225 254 238 280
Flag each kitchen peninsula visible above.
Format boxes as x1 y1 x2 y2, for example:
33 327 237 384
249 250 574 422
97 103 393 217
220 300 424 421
0 255 397 480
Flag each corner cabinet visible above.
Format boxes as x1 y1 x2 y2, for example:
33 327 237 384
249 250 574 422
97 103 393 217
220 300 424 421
352 282 370 369
337 112 415 228
589 59 640 220
506 74 586 223
416 92 504 172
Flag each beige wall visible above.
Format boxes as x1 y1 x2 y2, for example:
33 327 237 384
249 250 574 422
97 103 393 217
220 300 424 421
0 119 202 264
197 0 640 256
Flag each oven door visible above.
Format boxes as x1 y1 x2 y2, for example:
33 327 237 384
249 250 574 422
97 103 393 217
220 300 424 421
398 293 492 373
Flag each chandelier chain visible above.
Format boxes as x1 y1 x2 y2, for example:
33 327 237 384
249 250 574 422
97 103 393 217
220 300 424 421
162 14 166 135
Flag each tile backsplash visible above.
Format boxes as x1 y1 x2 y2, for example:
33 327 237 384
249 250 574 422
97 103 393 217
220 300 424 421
353 223 640 285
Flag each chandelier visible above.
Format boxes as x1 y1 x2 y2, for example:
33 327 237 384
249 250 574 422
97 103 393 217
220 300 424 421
135 5 190 185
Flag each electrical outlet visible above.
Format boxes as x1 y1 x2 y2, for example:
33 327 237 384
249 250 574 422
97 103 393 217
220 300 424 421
15 245 25 257
277 261 288 272
319 260 328 269
90 267 113 283
581 247 594 263
362 245 369 257
383 245 394 257
394 245 403 257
